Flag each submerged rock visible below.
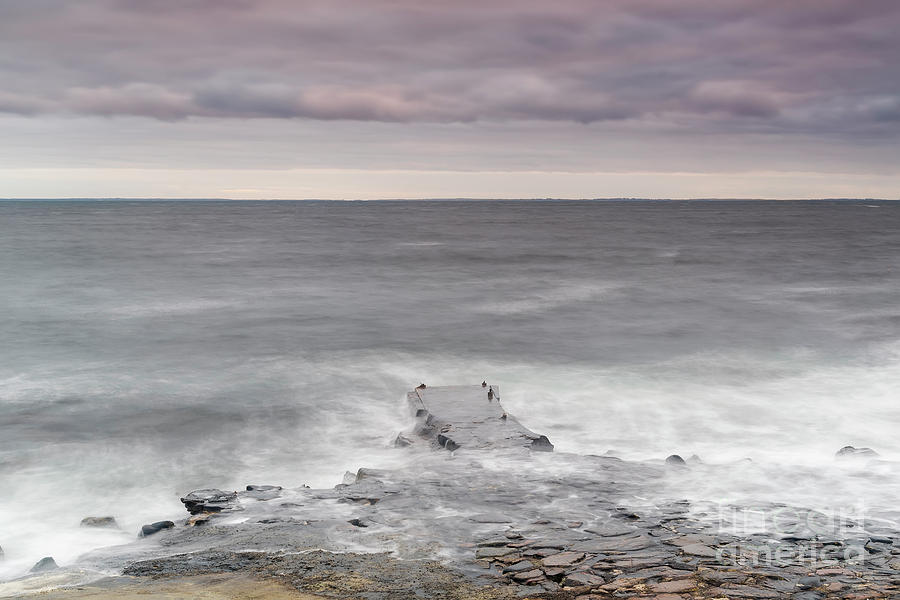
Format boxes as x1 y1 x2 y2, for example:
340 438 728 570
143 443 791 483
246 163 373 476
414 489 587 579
665 454 687 466
30 556 58 573
243 485 282 501
180 489 239 514
140 520 175 537
80 516 118 529
836 445 878 458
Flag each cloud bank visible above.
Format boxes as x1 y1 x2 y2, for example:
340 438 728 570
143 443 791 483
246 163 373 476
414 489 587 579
1 0 899 134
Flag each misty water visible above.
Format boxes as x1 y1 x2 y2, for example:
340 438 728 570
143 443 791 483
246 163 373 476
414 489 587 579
2 199 900 580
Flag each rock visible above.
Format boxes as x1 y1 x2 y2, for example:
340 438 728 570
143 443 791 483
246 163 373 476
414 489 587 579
245 484 281 492
542 551 585 568
347 518 368 528
474 546 516 559
888 558 900 570
187 514 210 526
180 489 239 514
530 435 554 452
243 485 282 501
30 556 58 573
651 579 695 593
80 516 118 529
836 445 878 458
681 543 718 557
511 568 543 582
140 520 175 537
562 571 605 587
502 560 536 573
706 584 779 598
797 576 821 589
665 454 687 466
393 434 413 447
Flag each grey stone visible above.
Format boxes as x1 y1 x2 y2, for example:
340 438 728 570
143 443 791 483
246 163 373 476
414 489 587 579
541 551 584 568
836 445 878 458
797 575 821 589
180 489 239 514
140 520 175 537
665 454 687 466
30 556 58 573
80 516 118 528
474 546 516 559
682 543 718 557
561 571 605 587
502 560 536 573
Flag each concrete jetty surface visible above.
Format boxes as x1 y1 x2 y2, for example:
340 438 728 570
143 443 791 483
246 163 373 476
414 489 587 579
4 384 899 600
408 384 553 451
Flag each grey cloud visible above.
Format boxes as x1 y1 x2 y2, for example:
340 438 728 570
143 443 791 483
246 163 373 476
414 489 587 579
0 0 898 134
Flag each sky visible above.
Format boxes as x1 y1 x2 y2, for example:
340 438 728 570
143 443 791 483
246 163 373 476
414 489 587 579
1 0 899 199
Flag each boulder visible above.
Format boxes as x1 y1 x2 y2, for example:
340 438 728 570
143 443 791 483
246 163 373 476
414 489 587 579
30 556 58 573
80 516 118 529
665 454 687 466
140 520 175 537
180 489 239 514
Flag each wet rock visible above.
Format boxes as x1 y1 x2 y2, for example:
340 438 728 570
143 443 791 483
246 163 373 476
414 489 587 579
707 584 779 598
180 489 239 514
393 433 413 447
502 560 535 573
836 445 878 458
187 514 210 526
797 575 822 589
681 543 718 557
140 520 175 537
245 484 281 492
474 546 516 559
665 454 687 466
80 516 118 528
651 579 695 593
584 523 636 537
511 568 543 582
30 556 58 573
530 435 554 452
243 485 282 501
347 518 368 528
562 571 604 587
542 551 585 568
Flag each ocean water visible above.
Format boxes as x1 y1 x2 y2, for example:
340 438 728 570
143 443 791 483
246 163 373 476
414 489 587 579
2 199 900 578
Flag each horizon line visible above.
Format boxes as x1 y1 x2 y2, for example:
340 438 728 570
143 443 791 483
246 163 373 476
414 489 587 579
1 197 898 202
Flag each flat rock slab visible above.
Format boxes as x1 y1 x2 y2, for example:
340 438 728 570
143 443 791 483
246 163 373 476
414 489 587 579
542 551 585 568
408 385 553 452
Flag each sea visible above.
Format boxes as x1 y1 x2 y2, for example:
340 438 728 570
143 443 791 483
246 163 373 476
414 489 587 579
2 199 899 579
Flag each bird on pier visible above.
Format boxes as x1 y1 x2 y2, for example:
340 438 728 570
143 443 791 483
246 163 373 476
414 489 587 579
416 383 426 390
487 387 494 401
481 381 487 387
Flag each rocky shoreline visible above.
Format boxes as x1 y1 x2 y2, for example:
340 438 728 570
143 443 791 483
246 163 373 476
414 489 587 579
3 384 899 599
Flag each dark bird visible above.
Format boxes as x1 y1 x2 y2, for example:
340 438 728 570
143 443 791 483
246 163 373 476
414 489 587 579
487 388 494 400
416 383 426 390
481 381 487 387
